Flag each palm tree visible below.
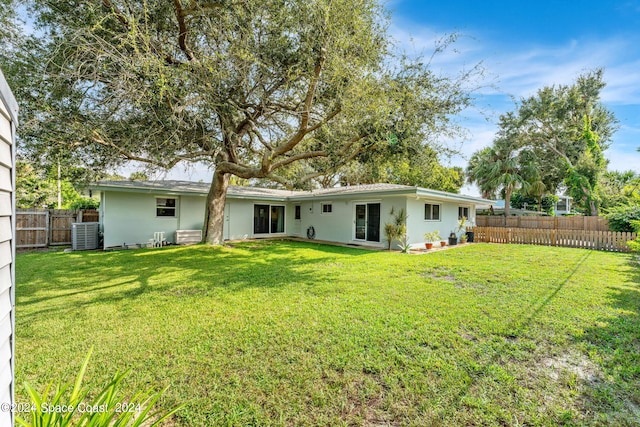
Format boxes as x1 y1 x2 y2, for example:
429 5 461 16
466 148 498 199
467 145 529 216
526 180 546 212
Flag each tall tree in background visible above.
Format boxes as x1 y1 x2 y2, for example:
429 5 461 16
467 70 617 216
309 143 464 193
466 147 497 199
466 142 530 217
514 70 615 215
8 0 476 244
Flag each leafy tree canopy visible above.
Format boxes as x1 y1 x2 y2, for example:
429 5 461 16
5 0 479 243
467 70 617 216
605 204 640 233
465 140 534 216
600 170 640 210
15 159 89 208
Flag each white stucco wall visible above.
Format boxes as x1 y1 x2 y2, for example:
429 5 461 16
101 192 207 248
178 195 207 230
406 197 475 246
224 199 253 240
224 199 293 240
101 192 299 246
295 196 406 247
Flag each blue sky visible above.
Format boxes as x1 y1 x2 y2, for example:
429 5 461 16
387 0 640 183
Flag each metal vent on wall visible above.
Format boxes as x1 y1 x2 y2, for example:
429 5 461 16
72 222 100 250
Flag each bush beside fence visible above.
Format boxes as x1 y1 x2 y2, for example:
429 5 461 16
471 226 635 252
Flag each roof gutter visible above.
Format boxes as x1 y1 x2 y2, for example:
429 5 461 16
89 183 208 196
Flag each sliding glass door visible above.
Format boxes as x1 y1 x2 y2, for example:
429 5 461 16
254 204 285 234
354 203 380 242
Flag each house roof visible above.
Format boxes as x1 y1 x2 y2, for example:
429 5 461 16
91 180 494 205
0 68 19 126
91 180 299 200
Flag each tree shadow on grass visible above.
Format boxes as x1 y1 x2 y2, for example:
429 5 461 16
506 251 640 423
573 254 640 424
437 250 639 425
509 251 592 336
16 240 377 322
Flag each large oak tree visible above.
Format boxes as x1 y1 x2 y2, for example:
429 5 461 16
11 0 474 243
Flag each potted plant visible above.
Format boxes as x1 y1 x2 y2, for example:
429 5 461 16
456 216 468 243
424 230 441 250
448 231 457 246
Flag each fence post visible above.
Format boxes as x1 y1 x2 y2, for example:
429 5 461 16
45 210 50 246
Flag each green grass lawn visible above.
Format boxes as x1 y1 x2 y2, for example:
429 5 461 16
15 241 640 426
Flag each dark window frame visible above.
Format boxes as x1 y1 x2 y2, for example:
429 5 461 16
458 206 469 220
424 203 441 221
156 197 177 217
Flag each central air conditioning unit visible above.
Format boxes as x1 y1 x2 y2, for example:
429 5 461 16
72 222 100 250
176 229 202 245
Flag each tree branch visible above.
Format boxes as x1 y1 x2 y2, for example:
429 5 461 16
102 0 183 66
216 161 267 179
306 106 341 133
271 150 327 170
183 2 224 14
101 0 129 27
272 49 326 157
90 130 211 169
250 125 273 151
173 0 198 62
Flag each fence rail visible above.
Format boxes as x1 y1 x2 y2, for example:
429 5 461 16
16 210 48 248
471 226 636 253
475 215 610 231
16 209 99 248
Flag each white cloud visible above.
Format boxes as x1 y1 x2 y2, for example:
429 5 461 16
390 16 640 103
389 18 640 175
487 38 640 103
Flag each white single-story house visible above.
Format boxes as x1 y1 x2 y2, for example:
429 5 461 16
477 194 572 216
90 180 493 249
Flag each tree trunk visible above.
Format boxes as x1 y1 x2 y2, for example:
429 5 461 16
581 185 599 216
588 198 598 216
203 170 230 245
504 187 512 217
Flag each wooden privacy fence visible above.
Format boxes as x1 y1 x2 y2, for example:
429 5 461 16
471 226 636 253
476 215 610 231
16 209 99 248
